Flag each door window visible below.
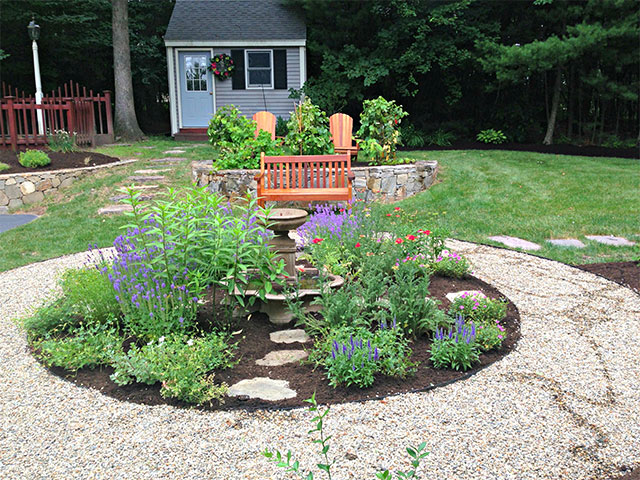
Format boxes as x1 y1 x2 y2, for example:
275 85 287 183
185 55 208 91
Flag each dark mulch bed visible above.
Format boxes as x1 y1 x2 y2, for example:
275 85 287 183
0 148 121 174
48 273 520 411
576 261 640 294
399 141 640 159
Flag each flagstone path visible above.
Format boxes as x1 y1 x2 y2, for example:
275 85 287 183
490 234 636 251
0 240 638 479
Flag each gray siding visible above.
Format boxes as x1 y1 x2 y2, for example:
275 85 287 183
214 47 300 119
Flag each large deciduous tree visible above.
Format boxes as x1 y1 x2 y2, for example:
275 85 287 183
112 0 145 140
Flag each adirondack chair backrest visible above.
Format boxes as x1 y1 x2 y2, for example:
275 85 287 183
253 111 276 140
329 113 355 149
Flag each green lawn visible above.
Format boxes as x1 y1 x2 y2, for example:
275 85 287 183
398 150 639 265
0 143 637 272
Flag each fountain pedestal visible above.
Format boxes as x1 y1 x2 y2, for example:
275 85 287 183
266 208 308 280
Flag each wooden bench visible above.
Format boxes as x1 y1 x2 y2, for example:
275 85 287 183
255 152 354 208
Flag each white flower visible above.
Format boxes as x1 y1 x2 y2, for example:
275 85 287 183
187 339 194 346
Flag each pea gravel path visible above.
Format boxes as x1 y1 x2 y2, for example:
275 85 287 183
1 240 639 480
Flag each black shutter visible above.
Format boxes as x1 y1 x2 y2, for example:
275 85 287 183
231 49 245 90
274 49 287 90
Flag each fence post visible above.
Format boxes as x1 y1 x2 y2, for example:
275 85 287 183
104 90 113 135
6 96 18 151
64 97 76 135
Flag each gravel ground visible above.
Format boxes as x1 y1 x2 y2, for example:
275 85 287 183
1 240 639 480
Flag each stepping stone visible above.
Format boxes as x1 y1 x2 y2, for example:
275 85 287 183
134 169 171 174
163 149 186 154
127 175 165 183
227 377 297 401
256 350 308 367
98 205 133 215
103 143 132 147
269 329 311 344
585 235 636 247
488 235 541 251
445 290 485 303
149 157 188 163
139 146 155 149
0 214 38 233
130 184 161 190
109 193 155 202
547 238 586 248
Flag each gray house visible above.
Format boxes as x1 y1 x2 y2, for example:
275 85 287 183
164 0 307 140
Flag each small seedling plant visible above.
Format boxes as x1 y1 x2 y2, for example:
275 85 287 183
263 393 429 479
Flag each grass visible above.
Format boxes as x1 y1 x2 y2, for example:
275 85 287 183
0 141 637 272
397 150 640 265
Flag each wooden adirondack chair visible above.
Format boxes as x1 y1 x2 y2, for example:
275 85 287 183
253 111 277 140
329 113 359 159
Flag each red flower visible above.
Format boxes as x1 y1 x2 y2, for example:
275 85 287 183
395 215 401 217
394 119 398 125
395 238 403 244
214 70 220 75
386 213 392 217
394 207 401 211
422 230 431 235
406 235 416 241
355 242 361 248
312 238 324 244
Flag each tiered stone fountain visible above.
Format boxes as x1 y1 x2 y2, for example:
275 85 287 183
244 208 344 324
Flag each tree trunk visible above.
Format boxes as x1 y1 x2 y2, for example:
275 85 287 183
543 67 562 145
567 65 574 139
112 0 145 141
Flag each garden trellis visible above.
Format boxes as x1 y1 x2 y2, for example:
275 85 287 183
0 80 113 150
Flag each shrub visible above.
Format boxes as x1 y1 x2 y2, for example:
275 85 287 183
207 105 281 169
19 149 51 168
111 332 235 404
448 292 507 326
285 98 334 155
59 267 120 323
356 96 408 165
431 249 471 278
21 299 79 340
275 116 288 137
430 316 479 371
424 128 456 147
0 162 8 172
47 129 76 152
476 129 507 144
33 322 123 371
401 123 426 148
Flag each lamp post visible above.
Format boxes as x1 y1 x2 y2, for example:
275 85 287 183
27 17 44 135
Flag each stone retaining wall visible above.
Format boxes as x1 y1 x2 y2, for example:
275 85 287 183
191 160 438 204
0 160 136 213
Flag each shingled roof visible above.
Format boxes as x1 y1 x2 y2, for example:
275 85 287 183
165 0 306 42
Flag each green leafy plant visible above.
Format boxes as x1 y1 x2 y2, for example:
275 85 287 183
476 129 507 144
448 292 507 326
111 332 235 404
356 97 408 165
475 320 507 351
401 124 426 148
276 116 288 137
207 105 281 169
0 162 8 172
59 267 120 323
18 149 51 168
285 98 334 155
424 128 456 147
33 321 123 371
263 393 429 479
430 249 471 278
22 299 81 341
430 316 479 371
47 129 76 152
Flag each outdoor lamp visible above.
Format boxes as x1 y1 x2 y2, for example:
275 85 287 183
27 17 40 41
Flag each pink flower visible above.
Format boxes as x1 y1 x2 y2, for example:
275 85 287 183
394 207 401 211
406 235 416 241
312 238 323 244
395 238 403 244
355 242 361 248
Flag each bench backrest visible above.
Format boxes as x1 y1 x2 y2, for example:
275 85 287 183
253 111 276 140
260 153 351 190
329 113 355 149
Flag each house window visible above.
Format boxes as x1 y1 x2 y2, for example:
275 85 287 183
246 50 273 89
185 55 208 91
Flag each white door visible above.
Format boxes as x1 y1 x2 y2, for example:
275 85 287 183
178 51 214 127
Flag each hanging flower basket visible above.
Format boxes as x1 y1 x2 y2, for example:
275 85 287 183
209 54 235 80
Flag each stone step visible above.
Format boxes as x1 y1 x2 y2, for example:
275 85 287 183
488 235 541 251
109 193 155 202
149 157 188 163
133 169 172 175
126 175 165 183
98 204 133 215
585 235 636 247
163 149 186 154
255 350 308 367
269 329 311 344
547 238 586 248
129 184 161 190
227 377 297 401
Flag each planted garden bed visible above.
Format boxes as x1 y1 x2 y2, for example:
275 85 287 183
0 149 121 174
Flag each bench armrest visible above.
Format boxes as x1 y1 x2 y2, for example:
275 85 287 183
347 171 355 181
254 172 265 181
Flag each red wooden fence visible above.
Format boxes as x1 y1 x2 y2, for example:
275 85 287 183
0 80 114 150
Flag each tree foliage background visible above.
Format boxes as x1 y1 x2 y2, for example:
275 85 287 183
1 0 637 144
